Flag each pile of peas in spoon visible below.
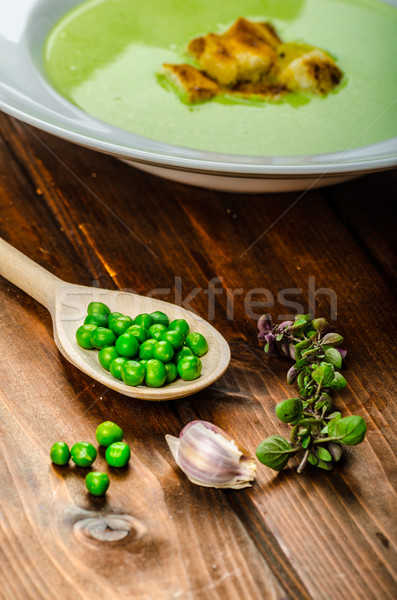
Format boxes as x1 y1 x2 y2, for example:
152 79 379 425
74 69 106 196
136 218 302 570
76 302 208 387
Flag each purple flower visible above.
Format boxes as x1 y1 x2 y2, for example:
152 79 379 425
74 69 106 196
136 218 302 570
257 313 273 333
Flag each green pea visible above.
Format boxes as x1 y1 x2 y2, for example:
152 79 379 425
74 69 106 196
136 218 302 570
174 346 194 363
84 313 108 328
85 472 110 496
165 362 178 383
161 329 184 350
153 340 174 363
139 359 148 370
90 327 116 349
98 346 119 370
122 360 146 386
87 302 110 316
147 323 167 340
109 315 133 336
115 333 139 358
150 311 169 328
50 442 70 466
108 311 123 324
125 324 148 344
76 324 97 349
134 313 154 329
96 421 123 447
177 355 202 381
185 332 208 357
105 442 131 468
145 359 167 387
70 442 97 467
139 338 158 360
109 357 127 380
169 318 190 338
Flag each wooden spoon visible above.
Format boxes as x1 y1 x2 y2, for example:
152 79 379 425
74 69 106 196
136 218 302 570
0 239 230 400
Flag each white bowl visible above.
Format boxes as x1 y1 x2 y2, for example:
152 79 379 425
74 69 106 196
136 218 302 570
1 0 396 193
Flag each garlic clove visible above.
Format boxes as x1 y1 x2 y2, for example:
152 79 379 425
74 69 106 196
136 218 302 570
165 420 257 489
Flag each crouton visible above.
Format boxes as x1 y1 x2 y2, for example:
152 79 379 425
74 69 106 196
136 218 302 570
188 30 277 86
224 17 282 49
279 48 343 94
162 63 220 103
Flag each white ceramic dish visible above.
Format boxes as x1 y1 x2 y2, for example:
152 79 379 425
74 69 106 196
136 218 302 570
1 0 396 193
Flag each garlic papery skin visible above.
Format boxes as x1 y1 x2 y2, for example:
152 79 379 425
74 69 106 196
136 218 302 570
165 420 257 489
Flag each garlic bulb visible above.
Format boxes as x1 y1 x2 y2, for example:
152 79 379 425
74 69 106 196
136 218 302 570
165 420 257 489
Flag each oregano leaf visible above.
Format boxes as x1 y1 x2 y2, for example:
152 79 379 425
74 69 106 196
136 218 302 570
275 398 303 423
324 347 342 369
256 436 297 471
329 372 347 390
317 446 333 462
311 364 334 386
321 333 344 346
327 416 367 445
315 459 333 471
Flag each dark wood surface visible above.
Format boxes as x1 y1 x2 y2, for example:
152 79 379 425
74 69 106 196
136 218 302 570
0 111 396 600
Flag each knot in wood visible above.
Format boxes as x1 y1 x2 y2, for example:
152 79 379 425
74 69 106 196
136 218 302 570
73 514 146 544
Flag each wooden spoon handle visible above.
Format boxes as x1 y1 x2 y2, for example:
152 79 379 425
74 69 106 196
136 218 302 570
0 238 60 311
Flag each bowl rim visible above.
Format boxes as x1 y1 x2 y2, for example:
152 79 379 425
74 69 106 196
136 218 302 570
1 0 396 177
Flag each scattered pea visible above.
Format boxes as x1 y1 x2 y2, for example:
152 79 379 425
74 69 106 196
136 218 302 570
185 332 208 357
98 346 119 370
70 442 97 467
96 421 123 447
106 442 131 468
85 471 110 496
50 421 132 497
50 442 70 466
76 323 97 349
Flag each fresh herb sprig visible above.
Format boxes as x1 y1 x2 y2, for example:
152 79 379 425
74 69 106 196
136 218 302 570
255 314 367 473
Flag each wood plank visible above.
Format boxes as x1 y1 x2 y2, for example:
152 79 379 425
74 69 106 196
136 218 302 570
324 171 397 294
0 112 396 599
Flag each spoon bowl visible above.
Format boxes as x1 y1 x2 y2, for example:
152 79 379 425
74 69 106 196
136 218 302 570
0 239 231 400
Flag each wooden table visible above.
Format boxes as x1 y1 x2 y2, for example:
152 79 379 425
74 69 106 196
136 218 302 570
0 111 396 600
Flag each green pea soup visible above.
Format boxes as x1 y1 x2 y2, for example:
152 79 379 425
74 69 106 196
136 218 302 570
44 0 397 156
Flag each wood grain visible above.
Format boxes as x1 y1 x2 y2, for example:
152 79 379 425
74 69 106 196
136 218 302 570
0 112 396 600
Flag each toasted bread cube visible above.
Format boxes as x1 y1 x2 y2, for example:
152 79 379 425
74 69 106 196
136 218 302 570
224 17 282 49
280 49 343 94
162 63 220 103
188 30 276 86
231 81 287 100
188 34 238 86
